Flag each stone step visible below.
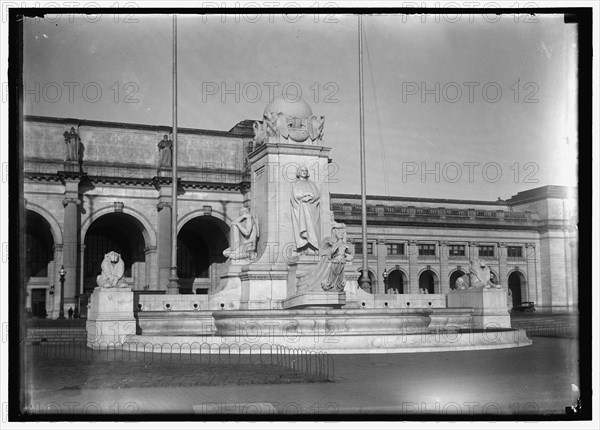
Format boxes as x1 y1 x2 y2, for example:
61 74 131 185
26 328 87 343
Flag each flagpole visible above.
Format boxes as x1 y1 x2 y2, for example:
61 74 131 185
168 14 179 294
358 15 371 292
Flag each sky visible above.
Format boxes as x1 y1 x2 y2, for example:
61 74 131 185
22 11 579 201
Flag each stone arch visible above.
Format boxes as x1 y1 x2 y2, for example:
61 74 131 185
82 210 153 292
25 201 63 245
418 268 439 294
177 207 232 234
177 214 230 294
449 268 466 290
356 267 377 293
489 268 499 285
387 268 407 294
507 269 527 309
80 205 156 248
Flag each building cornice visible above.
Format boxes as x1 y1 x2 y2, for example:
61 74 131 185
24 115 251 139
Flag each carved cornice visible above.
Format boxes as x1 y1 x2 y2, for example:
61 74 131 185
184 181 246 192
26 170 251 195
24 172 65 183
57 170 88 184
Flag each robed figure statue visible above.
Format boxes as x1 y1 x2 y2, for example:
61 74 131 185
158 135 173 168
291 165 321 252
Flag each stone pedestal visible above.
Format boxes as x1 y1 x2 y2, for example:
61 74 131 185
86 287 136 348
239 265 288 309
283 291 346 309
447 288 510 329
241 142 334 309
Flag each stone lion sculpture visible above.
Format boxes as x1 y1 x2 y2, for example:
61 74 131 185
96 251 129 288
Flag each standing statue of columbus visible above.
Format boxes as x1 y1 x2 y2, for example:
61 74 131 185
290 165 321 253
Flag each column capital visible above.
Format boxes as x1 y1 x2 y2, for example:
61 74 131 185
526 242 536 248
157 202 172 211
439 241 448 247
52 244 64 252
376 238 386 245
62 197 82 207
498 242 507 248
408 240 418 246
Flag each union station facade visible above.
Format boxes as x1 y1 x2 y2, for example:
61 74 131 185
22 115 578 318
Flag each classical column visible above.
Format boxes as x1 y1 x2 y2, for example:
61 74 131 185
439 241 449 294
51 244 63 319
134 250 146 290
534 242 543 309
408 240 418 294
79 244 85 296
525 243 537 303
156 201 172 291
563 229 573 309
376 239 387 294
569 239 577 308
61 182 81 311
498 242 507 287
144 246 158 290
469 241 478 261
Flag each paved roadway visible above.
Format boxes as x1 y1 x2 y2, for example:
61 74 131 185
26 334 579 417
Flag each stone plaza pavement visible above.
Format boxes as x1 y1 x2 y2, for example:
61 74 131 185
25 322 580 417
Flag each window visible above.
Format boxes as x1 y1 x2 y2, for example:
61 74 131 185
478 245 495 257
449 245 465 257
355 241 373 255
386 243 405 255
418 244 436 256
507 246 523 258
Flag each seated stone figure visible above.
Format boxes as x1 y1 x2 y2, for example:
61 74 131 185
455 259 501 290
96 251 129 288
223 208 259 260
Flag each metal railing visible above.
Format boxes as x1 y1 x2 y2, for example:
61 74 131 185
30 341 335 381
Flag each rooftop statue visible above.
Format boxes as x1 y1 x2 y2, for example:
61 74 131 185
96 251 129 289
158 134 173 169
62 127 80 162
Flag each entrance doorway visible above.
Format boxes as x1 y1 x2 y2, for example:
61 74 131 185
177 216 229 294
508 271 526 309
31 288 47 318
